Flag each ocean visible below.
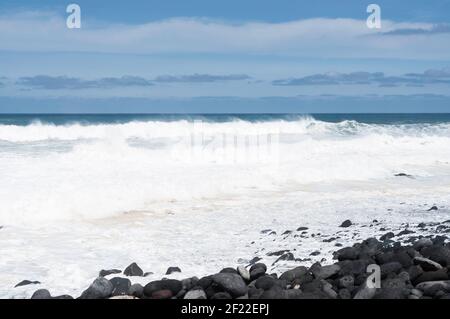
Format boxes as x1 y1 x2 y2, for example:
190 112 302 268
1 113 450 298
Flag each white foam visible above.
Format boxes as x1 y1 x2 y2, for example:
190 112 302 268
1 117 450 224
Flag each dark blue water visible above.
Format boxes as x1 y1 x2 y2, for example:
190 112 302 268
1 113 450 126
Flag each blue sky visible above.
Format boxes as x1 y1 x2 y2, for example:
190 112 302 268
1 0 450 113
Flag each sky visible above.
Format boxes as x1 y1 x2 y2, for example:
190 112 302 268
1 0 450 113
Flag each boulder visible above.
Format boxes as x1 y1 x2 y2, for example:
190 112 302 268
311 264 341 279
421 245 450 267
279 266 308 283
334 247 359 261
15 280 41 288
237 266 250 281
211 273 248 298
151 289 173 299
166 267 182 275
123 262 144 277
79 277 113 299
128 283 144 298
184 289 207 299
413 257 443 271
340 220 352 228
99 269 121 277
110 277 131 296
144 279 182 297
380 232 395 241
31 289 52 299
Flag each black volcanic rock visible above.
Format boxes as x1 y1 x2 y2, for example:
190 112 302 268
123 263 144 277
166 267 182 275
340 220 352 228
15 280 41 288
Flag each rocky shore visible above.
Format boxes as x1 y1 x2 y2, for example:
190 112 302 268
21 219 450 300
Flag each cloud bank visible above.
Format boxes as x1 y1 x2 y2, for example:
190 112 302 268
14 74 253 89
154 74 251 83
273 69 450 87
16 75 154 90
1 11 450 59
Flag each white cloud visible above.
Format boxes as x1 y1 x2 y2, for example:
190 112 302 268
0 11 450 59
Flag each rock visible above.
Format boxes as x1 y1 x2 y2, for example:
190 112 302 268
285 289 304 299
338 288 352 299
248 287 264 299
197 276 213 290
15 280 41 288
249 263 267 280
338 275 355 289
427 206 438 211
375 278 409 299
212 273 248 298
128 283 144 298
421 245 450 267
380 232 395 241
109 295 138 299
432 236 448 245
413 238 433 250
165 267 181 275
266 250 290 256
181 277 199 291
415 281 450 293
247 257 262 266
289 290 329 299
184 289 207 299
220 267 238 274
143 272 153 277
237 266 250 281
410 288 423 297
413 268 449 285
255 275 279 290
334 247 359 261
151 289 173 299
110 277 131 296
395 173 412 177
407 265 424 281
79 277 113 299
414 257 443 271
397 229 414 236
259 286 286 299
250 268 266 281
249 263 267 273
273 253 294 264
31 289 52 299
52 295 74 299
144 279 182 297
99 269 121 277
338 259 371 276
322 282 338 299
340 220 352 228
279 266 308 283
311 264 341 279
123 263 144 277
380 262 403 278
353 278 377 299
211 292 232 299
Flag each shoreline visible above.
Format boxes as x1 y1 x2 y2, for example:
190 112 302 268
18 218 450 299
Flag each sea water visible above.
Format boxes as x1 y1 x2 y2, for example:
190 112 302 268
1 113 450 298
